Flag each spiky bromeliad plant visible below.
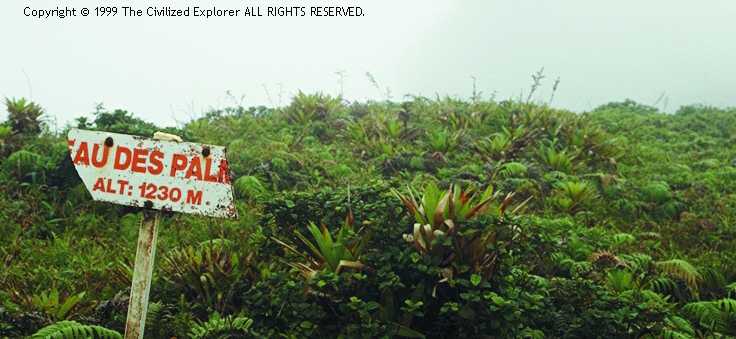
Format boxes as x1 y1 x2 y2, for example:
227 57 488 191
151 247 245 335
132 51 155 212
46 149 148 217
393 182 528 280
551 180 598 214
159 240 255 313
30 289 86 321
474 132 511 161
537 144 577 174
274 213 369 279
426 129 462 154
474 126 538 162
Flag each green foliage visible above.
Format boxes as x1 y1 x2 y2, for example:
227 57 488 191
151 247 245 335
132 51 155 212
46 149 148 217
425 129 461 153
274 216 368 279
3 150 44 181
31 321 121 339
393 182 519 230
727 282 736 297
5 97 44 137
641 181 672 204
75 104 179 137
393 183 527 280
495 161 528 179
659 316 695 339
606 270 635 292
474 125 540 162
655 259 702 293
31 290 86 321
681 298 736 335
3 95 736 338
550 180 598 214
474 132 511 161
189 313 258 339
233 175 267 199
0 124 12 138
537 144 576 173
283 91 343 125
159 240 256 314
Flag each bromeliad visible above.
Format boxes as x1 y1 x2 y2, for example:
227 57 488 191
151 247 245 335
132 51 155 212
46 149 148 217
393 183 529 280
274 214 369 279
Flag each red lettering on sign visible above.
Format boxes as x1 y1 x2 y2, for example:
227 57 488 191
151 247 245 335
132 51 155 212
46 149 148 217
148 150 164 175
186 189 203 205
170 154 187 177
217 159 231 184
131 148 149 173
73 142 90 165
92 177 105 192
105 178 117 194
204 158 219 182
67 139 76 151
185 157 203 180
118 179 129 194
114 146 132 170
91 144 110 168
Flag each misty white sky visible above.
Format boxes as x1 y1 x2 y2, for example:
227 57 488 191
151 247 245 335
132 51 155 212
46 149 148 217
1 0 735 127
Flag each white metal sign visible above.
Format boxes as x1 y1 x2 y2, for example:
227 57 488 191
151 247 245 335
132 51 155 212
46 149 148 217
67 128 237 218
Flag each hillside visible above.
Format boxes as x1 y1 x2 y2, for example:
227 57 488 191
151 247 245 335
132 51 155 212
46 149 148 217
1 95 735 338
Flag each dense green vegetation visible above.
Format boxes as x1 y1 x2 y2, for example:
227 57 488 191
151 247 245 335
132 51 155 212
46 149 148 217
1 94 736 338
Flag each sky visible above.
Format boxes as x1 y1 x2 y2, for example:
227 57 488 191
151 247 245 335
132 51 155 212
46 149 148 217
1 0 735 127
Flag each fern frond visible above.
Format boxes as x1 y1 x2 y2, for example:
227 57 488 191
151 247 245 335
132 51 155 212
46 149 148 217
698 267 726 289
682 301 723 330
718 298 736 313
620 253 652 273
647 276 678 295
664 315 694 336
726 282 736 297
655 259 702 292
189 313 257 339
32 320 122 339
662 330 694 339
611 233 636 247
145 302 164 330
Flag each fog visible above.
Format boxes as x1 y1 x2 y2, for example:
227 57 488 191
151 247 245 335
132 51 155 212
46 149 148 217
1 0 734 126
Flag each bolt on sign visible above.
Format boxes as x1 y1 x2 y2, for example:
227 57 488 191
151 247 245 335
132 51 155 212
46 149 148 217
67 128 237 218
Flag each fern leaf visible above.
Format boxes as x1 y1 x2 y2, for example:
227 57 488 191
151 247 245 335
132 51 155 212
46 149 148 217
662 330 693 339
647 276 678 295
611 232 635 246
145 301 164 330
189 313 257 339
620 253 652 273
682 301 723 329
727 282 736 297
718 298 736 313
665 316 694 335
655 259 702 292
32 320 122 339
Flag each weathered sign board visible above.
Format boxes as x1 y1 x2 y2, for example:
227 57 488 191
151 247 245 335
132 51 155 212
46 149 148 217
67 128 237 218
68 129 238 338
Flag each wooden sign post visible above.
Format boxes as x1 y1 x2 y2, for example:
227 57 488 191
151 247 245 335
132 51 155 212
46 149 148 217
67 129 237 338
125 209 159 338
